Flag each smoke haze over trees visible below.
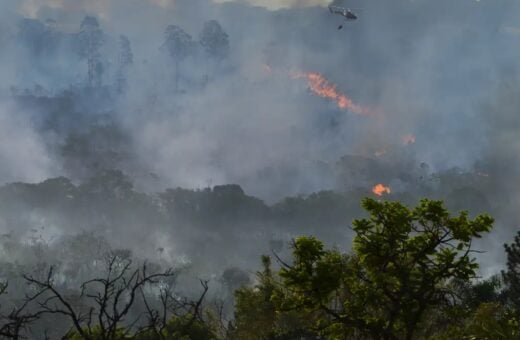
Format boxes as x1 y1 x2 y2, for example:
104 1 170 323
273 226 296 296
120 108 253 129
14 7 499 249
0 0 519 337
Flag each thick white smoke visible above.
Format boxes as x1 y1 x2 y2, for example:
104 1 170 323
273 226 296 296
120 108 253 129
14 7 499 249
0 101 56 184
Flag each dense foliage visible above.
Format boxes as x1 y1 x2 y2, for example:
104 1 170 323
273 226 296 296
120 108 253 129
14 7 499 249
0 192 519 339
232 198 510 340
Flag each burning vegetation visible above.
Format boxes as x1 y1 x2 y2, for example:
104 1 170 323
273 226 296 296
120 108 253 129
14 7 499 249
372 183 391 196
290 70 371 115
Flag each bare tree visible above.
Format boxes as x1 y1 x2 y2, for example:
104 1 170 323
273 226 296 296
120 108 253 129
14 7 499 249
136 279 211 339
0 281 49 339
24 252 176 339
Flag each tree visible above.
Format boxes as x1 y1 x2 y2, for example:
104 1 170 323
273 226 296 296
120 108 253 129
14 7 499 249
420 276 507 338
232 256 277 340
231 256 318 339
77 16 104 87
136 279 219 340
199 20 229 62
24 251 176 339
118 35 133 69
116 35 133 93
271 198 493 340
430 302 520 339
503 231 520 311
17 18 58 57
79 169 134 200
0 281 49 339
161 25 193 91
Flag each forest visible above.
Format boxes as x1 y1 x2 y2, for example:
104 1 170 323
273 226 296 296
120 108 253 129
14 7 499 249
0 193 518 339
1 0 520 338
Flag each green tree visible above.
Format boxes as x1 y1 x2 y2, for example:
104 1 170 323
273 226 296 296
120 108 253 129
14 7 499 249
232 256 277 339
232 256 318 339
430 302 520 340
503 231 520 311
271 198 493 340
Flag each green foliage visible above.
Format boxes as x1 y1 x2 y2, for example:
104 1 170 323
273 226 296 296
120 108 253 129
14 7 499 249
236 198 494 340
64 325 129 339
162 315 219 340
231 256 319 339
431 303 520 340
65 315 219 340
459 276 504 310
232 256 277 339
503 231 520 311
133 315 219 340
346 198 493 338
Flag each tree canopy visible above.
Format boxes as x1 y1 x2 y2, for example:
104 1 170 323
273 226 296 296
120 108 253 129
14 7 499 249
234 198 495 340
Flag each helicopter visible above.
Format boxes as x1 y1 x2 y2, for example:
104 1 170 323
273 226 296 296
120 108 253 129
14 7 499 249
329 5 358 30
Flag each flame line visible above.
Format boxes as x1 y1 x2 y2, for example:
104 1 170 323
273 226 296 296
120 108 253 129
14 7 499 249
290 70 371 115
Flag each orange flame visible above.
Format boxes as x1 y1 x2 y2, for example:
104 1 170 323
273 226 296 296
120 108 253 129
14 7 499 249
401 134 416 145
290 71 371 115
372 184 391 196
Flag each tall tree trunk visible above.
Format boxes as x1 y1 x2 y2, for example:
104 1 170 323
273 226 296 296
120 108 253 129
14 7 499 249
175 59 179 92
